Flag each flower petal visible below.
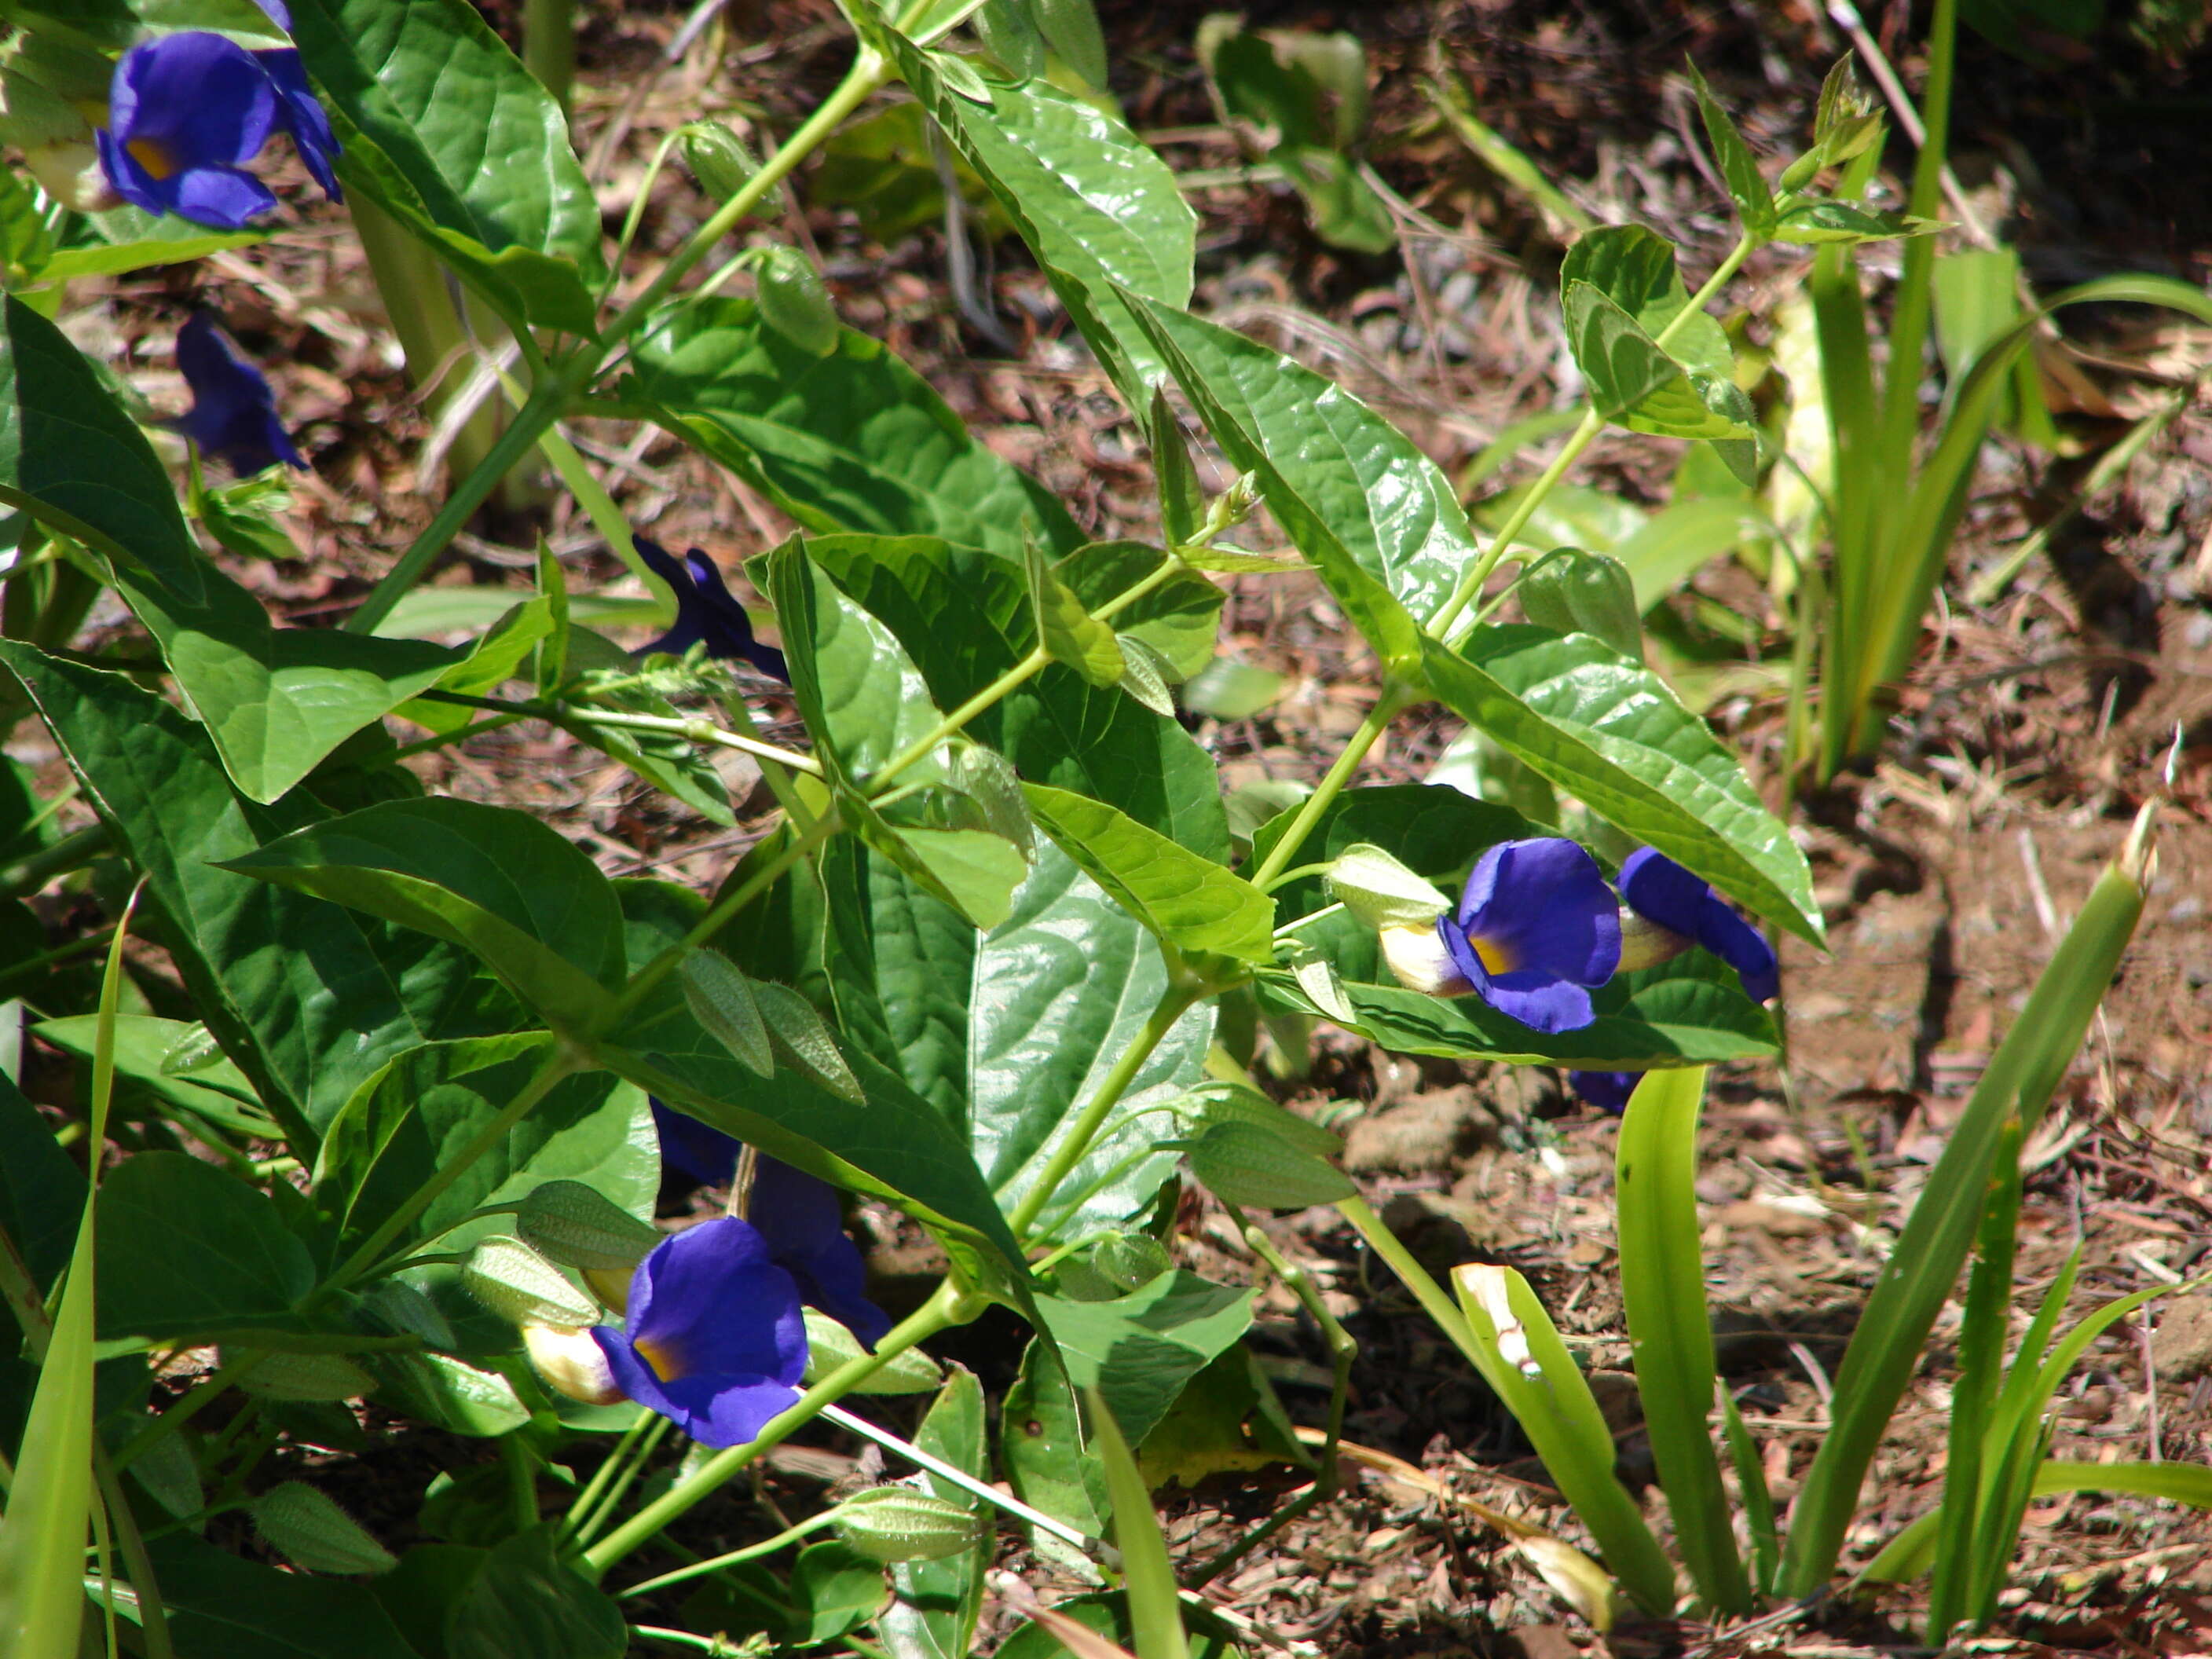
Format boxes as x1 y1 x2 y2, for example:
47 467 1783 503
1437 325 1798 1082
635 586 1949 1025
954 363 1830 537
1619 848 1778 1002
1457 838 1621 985
749 1158 891 1348
623 1218 807 1388
1478 973 1595 1034
1567 1070 1640 1113
173 313 302 472
110 34 276 166
634 535 789 681
257 49 343 200
1696 902 1779 1003
650 1097 741 1187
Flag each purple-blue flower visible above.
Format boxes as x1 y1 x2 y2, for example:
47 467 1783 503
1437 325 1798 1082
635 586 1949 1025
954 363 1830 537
172 312 305 474
649 1101 890 1348
95 7 340 232
1437 837 1621 1033
634 536 789 681
591 1217 808 1448
98 33 280 229
1617 848 1779 1003
1568 1070 1641 1114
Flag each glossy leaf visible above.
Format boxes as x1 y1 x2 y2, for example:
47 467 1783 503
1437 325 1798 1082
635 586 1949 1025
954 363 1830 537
1558 225 1732 380
1563 282 1755 441
221 797 625 1033
0 646 526 1144
884 30 1194 395
1516 548 1642 658
1056 540 1222 681
1419 626 1821 945
1023 784 1275 963
95 1152 313 1342
145 1532 423 1659
287 0 606 332
1025 538 1123 686
626 298 1082 558
116 558 460 804
1686 64 1775 237
0 294 203 600
1038 1271 1254 1448
803 535 1229 859
1127 297 1474 668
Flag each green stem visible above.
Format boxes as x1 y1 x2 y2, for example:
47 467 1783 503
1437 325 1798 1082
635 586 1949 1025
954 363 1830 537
563 1408 661 1540
345 46 893 638
111 1354 266 1473
1336 1193 1474 1351
1 822 110 897
562 705 822 775
616 1514 839 1599
577 1278 975 1578
1429 410 1602 642
1246 681 1418 892
317 1047 581 1298
1009 982 1202 1241
522 0 576 118
571 1415 672 1547
869 646 1048 797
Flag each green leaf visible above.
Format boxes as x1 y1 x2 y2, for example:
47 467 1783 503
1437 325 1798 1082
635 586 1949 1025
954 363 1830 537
1263 956 1776 1068
1277 147 1397 253
0 167 53 280
804 534 1229 859
143 1532 423 1659
0 646 527 1144
881 1369 993 1659
221 798 625 1033
95 1152 313 1342
1002 1336 1108 1548
1685 64 1775 237
447 1530 628 1659
1086 1388 1190 1659
882 31 1194 396
786 1541 891 1646
34 1013 276 1145
1614 1068 1752 1612
115 558 460 803
1023 783 1275 963
885 826 1030 932
1024 539 1122 686
1515 548 1642 658
0 294 203 601
1126 297 1474 668
286 0 606 333
1147 386 1203 548
1179 657 1284 721
604 882 1032 1298
1036 1271 1254 1447
396 597 551 736
626 298 1082 558
1563 282 1754 441
313 1031 651 1262
1419 625 1821 945
46 204 265 281
0 1069 85 1296
1559 225 1733 379
1774 200 1934 246
681 950 775 1077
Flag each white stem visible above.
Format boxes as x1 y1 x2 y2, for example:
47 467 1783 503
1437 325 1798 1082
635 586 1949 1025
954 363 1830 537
819 1402 1096 1552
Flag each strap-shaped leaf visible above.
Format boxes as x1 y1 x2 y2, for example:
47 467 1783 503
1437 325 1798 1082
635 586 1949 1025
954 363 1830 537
625 298 1083 558
221 798 626 1033
116 558 460 804
1023 783 1274 962
1419 625 1822 945
1126 296 1474 668
287 0 606 333
0 295 203 600
883 28 1194 396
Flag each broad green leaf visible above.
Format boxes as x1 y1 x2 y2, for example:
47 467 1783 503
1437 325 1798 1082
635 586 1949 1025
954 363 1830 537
1035 1271 1254 1446
804 535 1229 859
1023 783 1275 962
34 1013 276 1145
881 1369 992 1659
1515 548 1641 658
395 597 551 737
1419 626 1821 945
1774 200 1932 246
221 798 625 1033
370 1351 532 1437
1562 282 1755 441
786 1541 890 1646
1277 146 1397 253
1262 955 1776 1068
625 298 1082 558
1024 539 1122 686
446 1530 628 1659
52 201 266 279
1559 225 1732 380
287 0 606 333
313 1031 651 1262
0 1069 83 1295
1055 542 1221 680
115 558 460 803
1685 65 1775 237
145 1532 423 1659
1126 298 1474 667
605 881 1031 1297
95 1152 313 1342
887 826 1029 931
0 294 203 600
1179 657 1284 721
883 30 1194 395
0 646 526 1144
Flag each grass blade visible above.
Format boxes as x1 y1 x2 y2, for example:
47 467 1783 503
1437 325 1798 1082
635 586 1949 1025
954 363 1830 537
1777 827 2151 1595
1717 1389 1778 1595
1084 1389 1187 1659
1614 1067 1750 1613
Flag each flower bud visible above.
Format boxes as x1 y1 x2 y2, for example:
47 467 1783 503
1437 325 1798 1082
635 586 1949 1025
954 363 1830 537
756 244 840 357
522 1322 624 1406
1378 923 1471 996
833 1485 986 1562
679 119 759 202
228 1349 376 1403
1615 910 1692 974
462 1235 599 1329
252 1481 397 1577
1327 844 1453 932
1183 1121 1355 1212
23 139 116 214
517 1181 661 1273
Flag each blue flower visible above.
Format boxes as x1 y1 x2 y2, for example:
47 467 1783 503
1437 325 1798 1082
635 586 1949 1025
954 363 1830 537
1437 837 1621 1033
1617 848 1779 1003
98 33 280 229
591 1217 808 1448
634 536 789 682
95 9 341 232
650 1101 891 1348
1567 1070 1641 1114
172 313 305 475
